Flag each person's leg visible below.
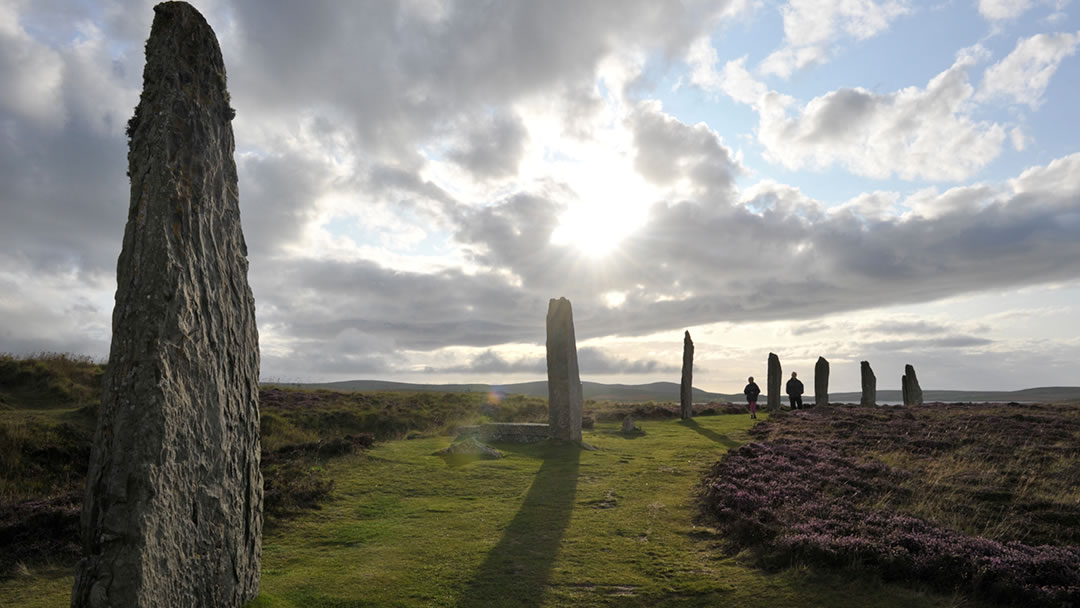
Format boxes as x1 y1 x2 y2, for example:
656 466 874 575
749 400 757 418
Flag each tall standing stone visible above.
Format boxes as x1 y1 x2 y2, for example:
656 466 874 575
860 361 877 406
903 364 923 406
72 3 261 607
680 331 694 420
767 353 782 411
814 356 829 407
547 298 583 441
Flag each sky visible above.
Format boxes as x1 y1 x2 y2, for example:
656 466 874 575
1 0 1079 393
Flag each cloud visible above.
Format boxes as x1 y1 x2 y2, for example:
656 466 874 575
686 50 769 105
3 1 1080 391
977 0 1034 21
978 31 1080 108
629 100 741 196
430 350 546 375
865 335 994 350
688 41 1006 181
754 48 1006 181
422 346 677 376
759 0 912 78
446 111 529 180
861 320 952 335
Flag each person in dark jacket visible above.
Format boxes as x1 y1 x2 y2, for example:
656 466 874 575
744 376 761 419
786 371 804 409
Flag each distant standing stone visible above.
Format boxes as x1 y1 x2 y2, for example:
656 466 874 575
547 297 583 441
680 331 694 420
72 3 261 607
861 361 877 406
622 415 636 434
767 353 782 411
903 364 923 406
815 356 829 407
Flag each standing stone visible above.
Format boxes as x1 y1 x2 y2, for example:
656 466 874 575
767 353 782 411
547 298 583 441
814 356 829 407
680 331 694 420
860 361 877 406
621 415 636 434
72 3 261 607
903 364 923 406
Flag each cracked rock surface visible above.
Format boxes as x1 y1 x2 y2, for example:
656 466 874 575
72 3 261 606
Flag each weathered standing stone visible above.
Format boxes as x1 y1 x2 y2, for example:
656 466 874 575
814 356 829 407
546 297 583 441
767 353 782 411
72 3 261 607
680 331 694 420
903 364 923 406
860 361 877 406
622 415 636 434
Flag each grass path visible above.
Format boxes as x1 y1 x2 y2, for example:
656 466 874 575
1 415 960 607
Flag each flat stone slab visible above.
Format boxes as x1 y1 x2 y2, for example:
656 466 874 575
456 423 551 443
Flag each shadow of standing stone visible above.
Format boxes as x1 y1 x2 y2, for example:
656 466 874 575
72 3 261 606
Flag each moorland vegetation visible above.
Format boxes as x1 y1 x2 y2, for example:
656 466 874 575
2 352 1078 606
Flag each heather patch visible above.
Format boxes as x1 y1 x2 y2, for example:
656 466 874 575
702 403 1080 605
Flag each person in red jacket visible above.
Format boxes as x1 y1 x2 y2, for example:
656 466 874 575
786 371 804 409
744 376 761 419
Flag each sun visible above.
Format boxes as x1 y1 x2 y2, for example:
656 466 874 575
549 204 630 258
548 175 653 259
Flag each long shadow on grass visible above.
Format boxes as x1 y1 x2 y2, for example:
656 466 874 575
456 442 582 608
679 418 741 448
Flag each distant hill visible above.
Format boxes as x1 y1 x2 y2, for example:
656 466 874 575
299 379 736 402
280 379 1080 404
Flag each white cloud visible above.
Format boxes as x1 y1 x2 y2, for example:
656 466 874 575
759 0 911 78
755 49 1006 181
0 2 65 127
688 50 771 105
978 31 1080 108
688 40 1005 181
1010 126 1029 151
977 0 1034 20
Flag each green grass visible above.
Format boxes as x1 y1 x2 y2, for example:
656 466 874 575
249 416 962 607
0 354 970 606
0 414 966 607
